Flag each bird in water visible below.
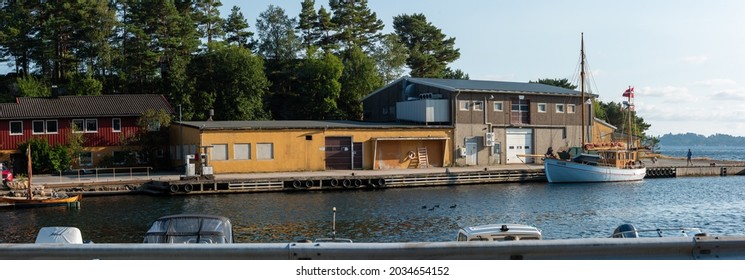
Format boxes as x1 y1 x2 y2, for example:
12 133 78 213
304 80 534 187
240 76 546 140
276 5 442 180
450 204 457 209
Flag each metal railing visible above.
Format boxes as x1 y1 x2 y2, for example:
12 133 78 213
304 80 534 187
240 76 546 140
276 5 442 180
1 235 744 260
55 166 153 182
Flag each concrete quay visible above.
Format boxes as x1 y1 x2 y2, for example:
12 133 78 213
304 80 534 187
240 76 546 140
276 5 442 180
3 156 742 197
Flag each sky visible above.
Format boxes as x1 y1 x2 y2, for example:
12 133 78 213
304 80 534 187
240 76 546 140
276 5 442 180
4 1 743 137
221 0 745 137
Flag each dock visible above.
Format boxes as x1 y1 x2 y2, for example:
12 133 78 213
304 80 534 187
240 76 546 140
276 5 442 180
9 157 743 196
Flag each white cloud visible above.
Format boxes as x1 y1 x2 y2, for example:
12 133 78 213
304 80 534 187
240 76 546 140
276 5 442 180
713 89 745 101
681 55 708 64
694 78 737 87
638 85 696 102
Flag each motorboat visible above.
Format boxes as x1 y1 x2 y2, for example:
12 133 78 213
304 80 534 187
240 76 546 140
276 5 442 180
35 227 84 244
143 214 233 243
456 224 542 241
610 223 705 238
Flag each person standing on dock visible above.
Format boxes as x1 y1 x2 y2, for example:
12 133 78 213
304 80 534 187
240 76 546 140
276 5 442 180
687 149 692 166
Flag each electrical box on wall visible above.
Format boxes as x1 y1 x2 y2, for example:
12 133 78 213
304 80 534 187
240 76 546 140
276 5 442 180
484 132 495 147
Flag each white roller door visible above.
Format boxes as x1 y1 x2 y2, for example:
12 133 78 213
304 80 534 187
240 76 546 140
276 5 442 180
506 128 533 164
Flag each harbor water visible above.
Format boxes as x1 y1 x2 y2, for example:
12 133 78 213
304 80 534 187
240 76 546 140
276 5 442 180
2 175 745 243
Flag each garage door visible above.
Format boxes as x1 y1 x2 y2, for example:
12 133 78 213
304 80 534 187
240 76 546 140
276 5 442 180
325 137 352 170
506 128 533 164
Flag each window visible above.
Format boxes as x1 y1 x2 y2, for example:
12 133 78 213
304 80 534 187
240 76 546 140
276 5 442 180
567 104 576 113
459 101 470 111
147 121 160 131
32 120 45 134
85 119 98 132
73 119 84 133
473 101 484 111
234 143 251 160
257 143 274 160
112 118 121 132
9 121 22 135
212 144 228 161
46 120 58 134
79 152 93 167
538 103 547 113
556 104 565 113
493 102 503 112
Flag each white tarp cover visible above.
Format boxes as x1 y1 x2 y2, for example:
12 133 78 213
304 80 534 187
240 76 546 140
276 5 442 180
35 227 83 244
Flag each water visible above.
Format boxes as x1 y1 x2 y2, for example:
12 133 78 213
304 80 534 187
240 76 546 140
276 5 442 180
658 145 745 161
3 176 745 243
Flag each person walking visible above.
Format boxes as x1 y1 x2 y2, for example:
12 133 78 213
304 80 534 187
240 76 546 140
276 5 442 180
687 149 692 166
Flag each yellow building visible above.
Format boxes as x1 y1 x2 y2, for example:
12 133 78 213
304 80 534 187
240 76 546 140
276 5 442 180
170 120 452 174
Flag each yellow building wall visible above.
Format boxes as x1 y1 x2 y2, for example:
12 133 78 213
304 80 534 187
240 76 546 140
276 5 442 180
593 120 616 143
171 125 452 174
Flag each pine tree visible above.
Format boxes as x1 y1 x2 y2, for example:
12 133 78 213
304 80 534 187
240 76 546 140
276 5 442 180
329 0 383 51
223 6 253 49
393 13 460 78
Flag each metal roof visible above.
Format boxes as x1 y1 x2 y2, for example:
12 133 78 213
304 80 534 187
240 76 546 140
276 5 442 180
0 94 174 119
178 120 451 130
363 77 594 100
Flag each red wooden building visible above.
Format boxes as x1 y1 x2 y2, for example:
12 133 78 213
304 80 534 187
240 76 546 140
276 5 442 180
0 94 174 168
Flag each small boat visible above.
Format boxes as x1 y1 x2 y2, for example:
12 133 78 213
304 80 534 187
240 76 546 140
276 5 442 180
143 214 233 243
610 223 705 238
456 224 542 241
0 146 82 207
543 34 646 183
0 194 82 208
35 227 84 244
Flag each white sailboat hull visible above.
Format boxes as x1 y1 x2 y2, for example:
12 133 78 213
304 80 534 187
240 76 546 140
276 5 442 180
544 158 647 183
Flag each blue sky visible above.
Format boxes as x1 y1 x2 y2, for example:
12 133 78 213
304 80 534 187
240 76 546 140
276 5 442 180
225 0 745 137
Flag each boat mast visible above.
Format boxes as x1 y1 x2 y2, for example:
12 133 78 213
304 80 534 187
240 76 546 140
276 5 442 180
627 86 633 149
27 145 32 200
580 33 586 147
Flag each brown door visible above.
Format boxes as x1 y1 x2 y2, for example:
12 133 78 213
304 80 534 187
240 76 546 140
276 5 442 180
352 142 362 170
325 137 352 170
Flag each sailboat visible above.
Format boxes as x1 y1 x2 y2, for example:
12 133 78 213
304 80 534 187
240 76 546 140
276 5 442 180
0 146 82 207
543 34 646 183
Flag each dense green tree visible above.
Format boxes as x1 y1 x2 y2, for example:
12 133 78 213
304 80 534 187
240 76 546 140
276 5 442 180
339 46 382 120
67 73 103 96
329 0 384 51
189 45 270 121
255 5 300 60
393 13 460 78
369 34 407 84
193 0 224 50
16 75 50 97
0 2 38 75
223 6 253 49
315 6 337 52
297 0 320 49
296 49 343 119
529 78 577 90
443 67 469 80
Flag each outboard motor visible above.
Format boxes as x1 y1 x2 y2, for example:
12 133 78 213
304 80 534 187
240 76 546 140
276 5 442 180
612 224 639 238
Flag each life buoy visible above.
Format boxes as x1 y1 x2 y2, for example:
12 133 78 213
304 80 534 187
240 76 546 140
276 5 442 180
292 180 302 189
407 151 416 159
184 184 193 193
377 178 386 187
